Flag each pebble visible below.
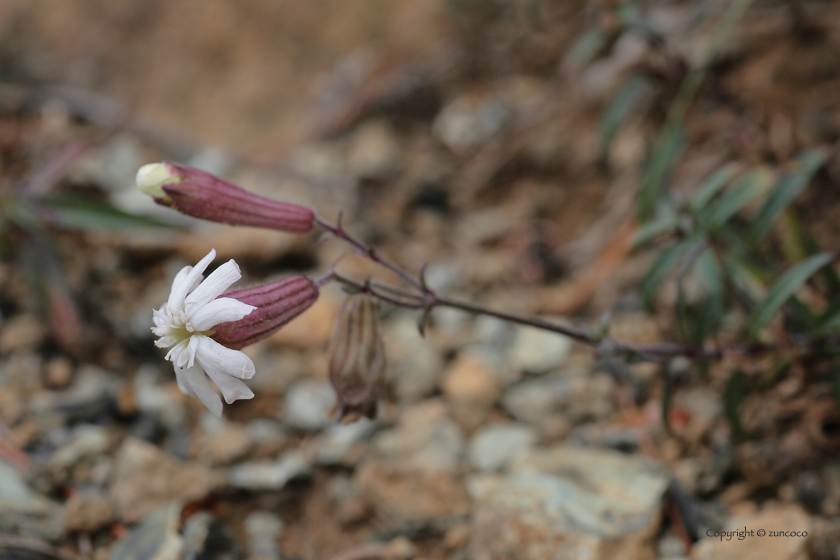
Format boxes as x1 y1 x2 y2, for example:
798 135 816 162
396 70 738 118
374 400 465 471
313 419 375 466
433 94 511 152
507 325 573 374
355 459 470 532
244 511 284 560
110 502 183 560
441 352 502 405
0 314 46 352
469 446 669 560
199 422 254 465
227 451 311 491
133 366 186 430
110 438 223 522
283 378 336 431
63 489 114 532
383 315 444 403
0 459 64 540
346 120 403 180
47 424 111 484
468 423 536 472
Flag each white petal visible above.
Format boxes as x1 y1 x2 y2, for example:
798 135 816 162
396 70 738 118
194 335 256 380
154 335 178 348
186 335 200 368
181 365 223 417
168 250 216 309
187 297 255 332
173 366 194 396
165 339 189 366
204 367 255 404
184 260 242 313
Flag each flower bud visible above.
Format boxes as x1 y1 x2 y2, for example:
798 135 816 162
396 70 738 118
212 276 319 350
328 295 387 424
136 162 315 233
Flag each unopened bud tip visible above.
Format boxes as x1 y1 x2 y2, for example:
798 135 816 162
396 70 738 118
136 162 182 199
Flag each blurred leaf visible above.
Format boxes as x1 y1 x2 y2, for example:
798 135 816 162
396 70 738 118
633 200 679 249
749 149 827 243
688 164 738 213
38 196 173 231
563 30 607 69
616 3 664 43
637 124 687 220
704 167 773 230
748 252 834 339
695 248 724 297
778 212 840 293
724 370 746 440
641 238 698 306
815 298 840 335
599 75 653 155
724 252 767 304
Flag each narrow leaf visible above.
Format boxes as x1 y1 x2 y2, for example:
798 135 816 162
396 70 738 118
688 164 738 213
599 75 653 154
749 149 827 243
748 252 835 339
704 167 773 230
38 196 174 231
724 370 746 440
563 30 607 69
641 239 696 305
637 124 687 220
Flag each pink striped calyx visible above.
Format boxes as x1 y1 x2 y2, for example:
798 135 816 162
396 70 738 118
136 162 315 233
211 276 319 350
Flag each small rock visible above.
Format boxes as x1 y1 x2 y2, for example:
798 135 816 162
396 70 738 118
182 510 240 560
283 378 335 431
433 94 511 152
355 459 470 531
198 422 254 465
470 446 669 560
507 326 573 374
45 357 73 388
64 489 114 532
244 511 284 560
441 353 502 405
0 459 64 539
110 438 223 523
374 400 465 471
691 503 810 560
133 366 186 430
384 315 444 403
313 419 375 466
246 420 289 457
347 120 402 180
48 425 111 484
110 502 183 560
469 423 536 472
0 315 45 352
227 451 310 491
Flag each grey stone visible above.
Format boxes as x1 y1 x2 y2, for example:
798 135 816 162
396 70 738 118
507 325 573 374
110 502 183 560
228 451 311 491
374 400 465 471
244 511 284 560
0 459 64 539
469 423 536 472
283 378 335 431
384 315 444 403
469 446 669 560
313 419 375 466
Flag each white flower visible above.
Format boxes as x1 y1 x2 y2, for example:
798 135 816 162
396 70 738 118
152 249 257 417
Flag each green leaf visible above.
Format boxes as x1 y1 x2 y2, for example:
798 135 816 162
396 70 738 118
641 238 696 305
724 370 746 440
704 167 773 230
563 30 607 69
38 196 174 231
633 200 679 249
637 124 687 220
749 149 827 243
748 252 835 339
688 164 738 213
599 75 653 154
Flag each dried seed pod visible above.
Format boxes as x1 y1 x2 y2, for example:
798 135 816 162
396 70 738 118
328 295 386 423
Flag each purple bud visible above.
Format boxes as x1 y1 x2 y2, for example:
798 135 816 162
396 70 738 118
137 162 315 233
328 295 387 424
212 276 319 350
